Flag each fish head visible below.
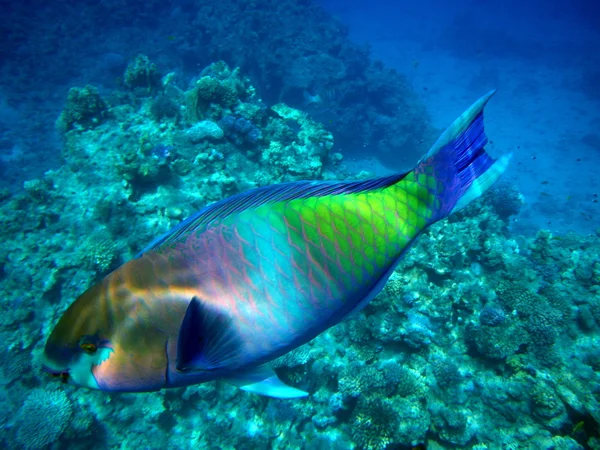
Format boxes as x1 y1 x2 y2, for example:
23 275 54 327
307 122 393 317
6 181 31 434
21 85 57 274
43 266 173 392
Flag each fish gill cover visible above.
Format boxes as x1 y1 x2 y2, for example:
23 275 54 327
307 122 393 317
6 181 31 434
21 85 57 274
0 1 598 450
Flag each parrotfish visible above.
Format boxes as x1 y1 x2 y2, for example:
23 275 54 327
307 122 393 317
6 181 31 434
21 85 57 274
43 92 510 398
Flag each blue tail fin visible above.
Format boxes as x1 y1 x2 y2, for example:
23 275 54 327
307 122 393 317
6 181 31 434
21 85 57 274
419 90 511 216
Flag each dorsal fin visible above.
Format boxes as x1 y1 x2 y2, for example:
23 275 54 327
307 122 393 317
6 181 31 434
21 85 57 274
138 172 408 255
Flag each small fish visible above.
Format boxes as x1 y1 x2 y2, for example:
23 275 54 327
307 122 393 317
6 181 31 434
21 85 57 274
303 90 322 105
43 92 510 398
150 143 173 160
541 180 549 185
303 87 341 106
572 420 585 435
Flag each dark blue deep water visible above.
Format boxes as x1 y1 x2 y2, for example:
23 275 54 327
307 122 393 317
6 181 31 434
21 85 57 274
1 1 599 449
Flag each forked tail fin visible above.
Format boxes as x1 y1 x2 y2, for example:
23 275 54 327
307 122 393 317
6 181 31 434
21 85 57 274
415 90 511 220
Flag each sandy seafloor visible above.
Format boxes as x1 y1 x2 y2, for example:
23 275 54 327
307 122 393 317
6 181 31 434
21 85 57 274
320 0 600 235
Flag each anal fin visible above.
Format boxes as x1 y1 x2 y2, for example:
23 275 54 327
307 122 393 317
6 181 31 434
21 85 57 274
225 365 308 399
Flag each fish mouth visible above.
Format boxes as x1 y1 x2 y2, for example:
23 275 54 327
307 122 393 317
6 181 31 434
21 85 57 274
42 365 70 383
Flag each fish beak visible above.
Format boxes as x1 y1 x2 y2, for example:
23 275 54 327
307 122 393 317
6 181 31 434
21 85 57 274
43 365 70 384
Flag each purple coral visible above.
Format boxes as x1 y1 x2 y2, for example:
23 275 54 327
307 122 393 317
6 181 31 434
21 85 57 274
488 184 524 219
218 115 262 146
479 305 507 326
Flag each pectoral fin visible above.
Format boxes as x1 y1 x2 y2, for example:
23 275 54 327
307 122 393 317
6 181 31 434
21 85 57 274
176 297 243 372
225 366 308 399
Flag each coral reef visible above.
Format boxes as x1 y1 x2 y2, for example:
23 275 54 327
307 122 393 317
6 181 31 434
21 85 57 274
479 304 507 326
0 0 434 199
186 120 224 142
124 54 161 93
352 396 398 450
150 94 180 122
14 388 73 449
0 55 598 450
176 0 434 165
486 183 525 220
56 85 107 133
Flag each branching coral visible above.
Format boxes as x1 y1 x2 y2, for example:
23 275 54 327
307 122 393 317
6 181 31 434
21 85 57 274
0 349 31 386
338 364 385 399
486 184 524 220
379 360 425 398
531 381 568 430
351 396 398 450
527 309 562 348
467 319 529 360
479 305 507 326
432 407 475 446
272 345 312 369
56 85 107 132
15 388 73 449
184 63 249 122
496 282 542 317
124 54 161 92
432 359 462 388
86 231 119 273
150 94 180 121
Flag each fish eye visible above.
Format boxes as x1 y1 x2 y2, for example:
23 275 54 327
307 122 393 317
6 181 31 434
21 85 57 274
79 342 97 354
79 335 99 354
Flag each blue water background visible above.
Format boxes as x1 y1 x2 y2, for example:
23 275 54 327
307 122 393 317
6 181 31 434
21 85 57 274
320 0 600 234
1 0 598 233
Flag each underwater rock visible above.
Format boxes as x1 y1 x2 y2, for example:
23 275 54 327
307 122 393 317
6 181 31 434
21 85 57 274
56 85 107 132
403 310 434 349
124 54 161 93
